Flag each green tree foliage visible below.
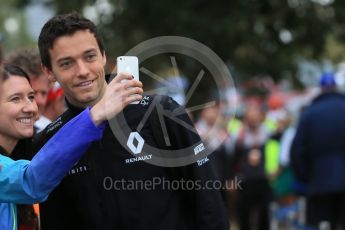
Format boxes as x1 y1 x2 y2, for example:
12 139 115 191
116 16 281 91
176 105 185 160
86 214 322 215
104 0 340 81
0 0 35 54
10 0 345 82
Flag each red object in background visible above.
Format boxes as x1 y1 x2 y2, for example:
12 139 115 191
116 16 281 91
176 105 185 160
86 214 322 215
46 83 64 103
267 93 284 110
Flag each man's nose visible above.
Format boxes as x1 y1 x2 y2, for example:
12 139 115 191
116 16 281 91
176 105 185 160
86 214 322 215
76 60 90 77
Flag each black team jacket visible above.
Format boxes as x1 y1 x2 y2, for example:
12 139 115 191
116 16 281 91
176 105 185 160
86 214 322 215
33 92 229 230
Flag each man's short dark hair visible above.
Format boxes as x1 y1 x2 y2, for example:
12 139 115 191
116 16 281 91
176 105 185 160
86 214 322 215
7 48 42 78
38 11 105 70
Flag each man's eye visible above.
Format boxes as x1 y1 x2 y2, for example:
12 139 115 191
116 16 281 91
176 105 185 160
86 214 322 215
28 95 35 101
86 54 97 61
60 61 71 68
11 97 20 102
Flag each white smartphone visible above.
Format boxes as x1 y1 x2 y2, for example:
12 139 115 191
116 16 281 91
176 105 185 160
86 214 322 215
116 56 140 104
116 56 139 81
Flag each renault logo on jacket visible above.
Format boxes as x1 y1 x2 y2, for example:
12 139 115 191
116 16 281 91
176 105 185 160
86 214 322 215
127 132 145 154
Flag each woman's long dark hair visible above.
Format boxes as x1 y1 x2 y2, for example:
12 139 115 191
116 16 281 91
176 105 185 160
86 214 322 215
1 64 31 84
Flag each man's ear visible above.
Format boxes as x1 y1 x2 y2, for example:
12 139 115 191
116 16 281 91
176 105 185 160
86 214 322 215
41 64 56 82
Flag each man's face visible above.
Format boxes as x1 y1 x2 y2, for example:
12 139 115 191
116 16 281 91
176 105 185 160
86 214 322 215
44 29 107 108
30 74 49 115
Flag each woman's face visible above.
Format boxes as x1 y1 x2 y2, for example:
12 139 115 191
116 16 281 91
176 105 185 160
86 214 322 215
0 76 38 143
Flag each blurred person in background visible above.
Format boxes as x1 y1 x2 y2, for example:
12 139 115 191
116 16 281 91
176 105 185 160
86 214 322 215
195 102 232 189
233 102 271 230
195 102 227 150
8 48 51 133
264 93 286 134
291 72 345 229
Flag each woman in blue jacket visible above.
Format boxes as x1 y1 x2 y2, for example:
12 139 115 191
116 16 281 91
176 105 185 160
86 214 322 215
0 64 143 229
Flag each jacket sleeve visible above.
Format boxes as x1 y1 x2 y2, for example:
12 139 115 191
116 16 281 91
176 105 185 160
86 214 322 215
0 108 105 204
150 96 229 230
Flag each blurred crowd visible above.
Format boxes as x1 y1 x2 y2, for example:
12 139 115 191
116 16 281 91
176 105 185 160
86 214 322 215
191 72 345 230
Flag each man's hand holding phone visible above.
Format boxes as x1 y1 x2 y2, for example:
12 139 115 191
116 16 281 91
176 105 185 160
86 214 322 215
90 73 143 125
